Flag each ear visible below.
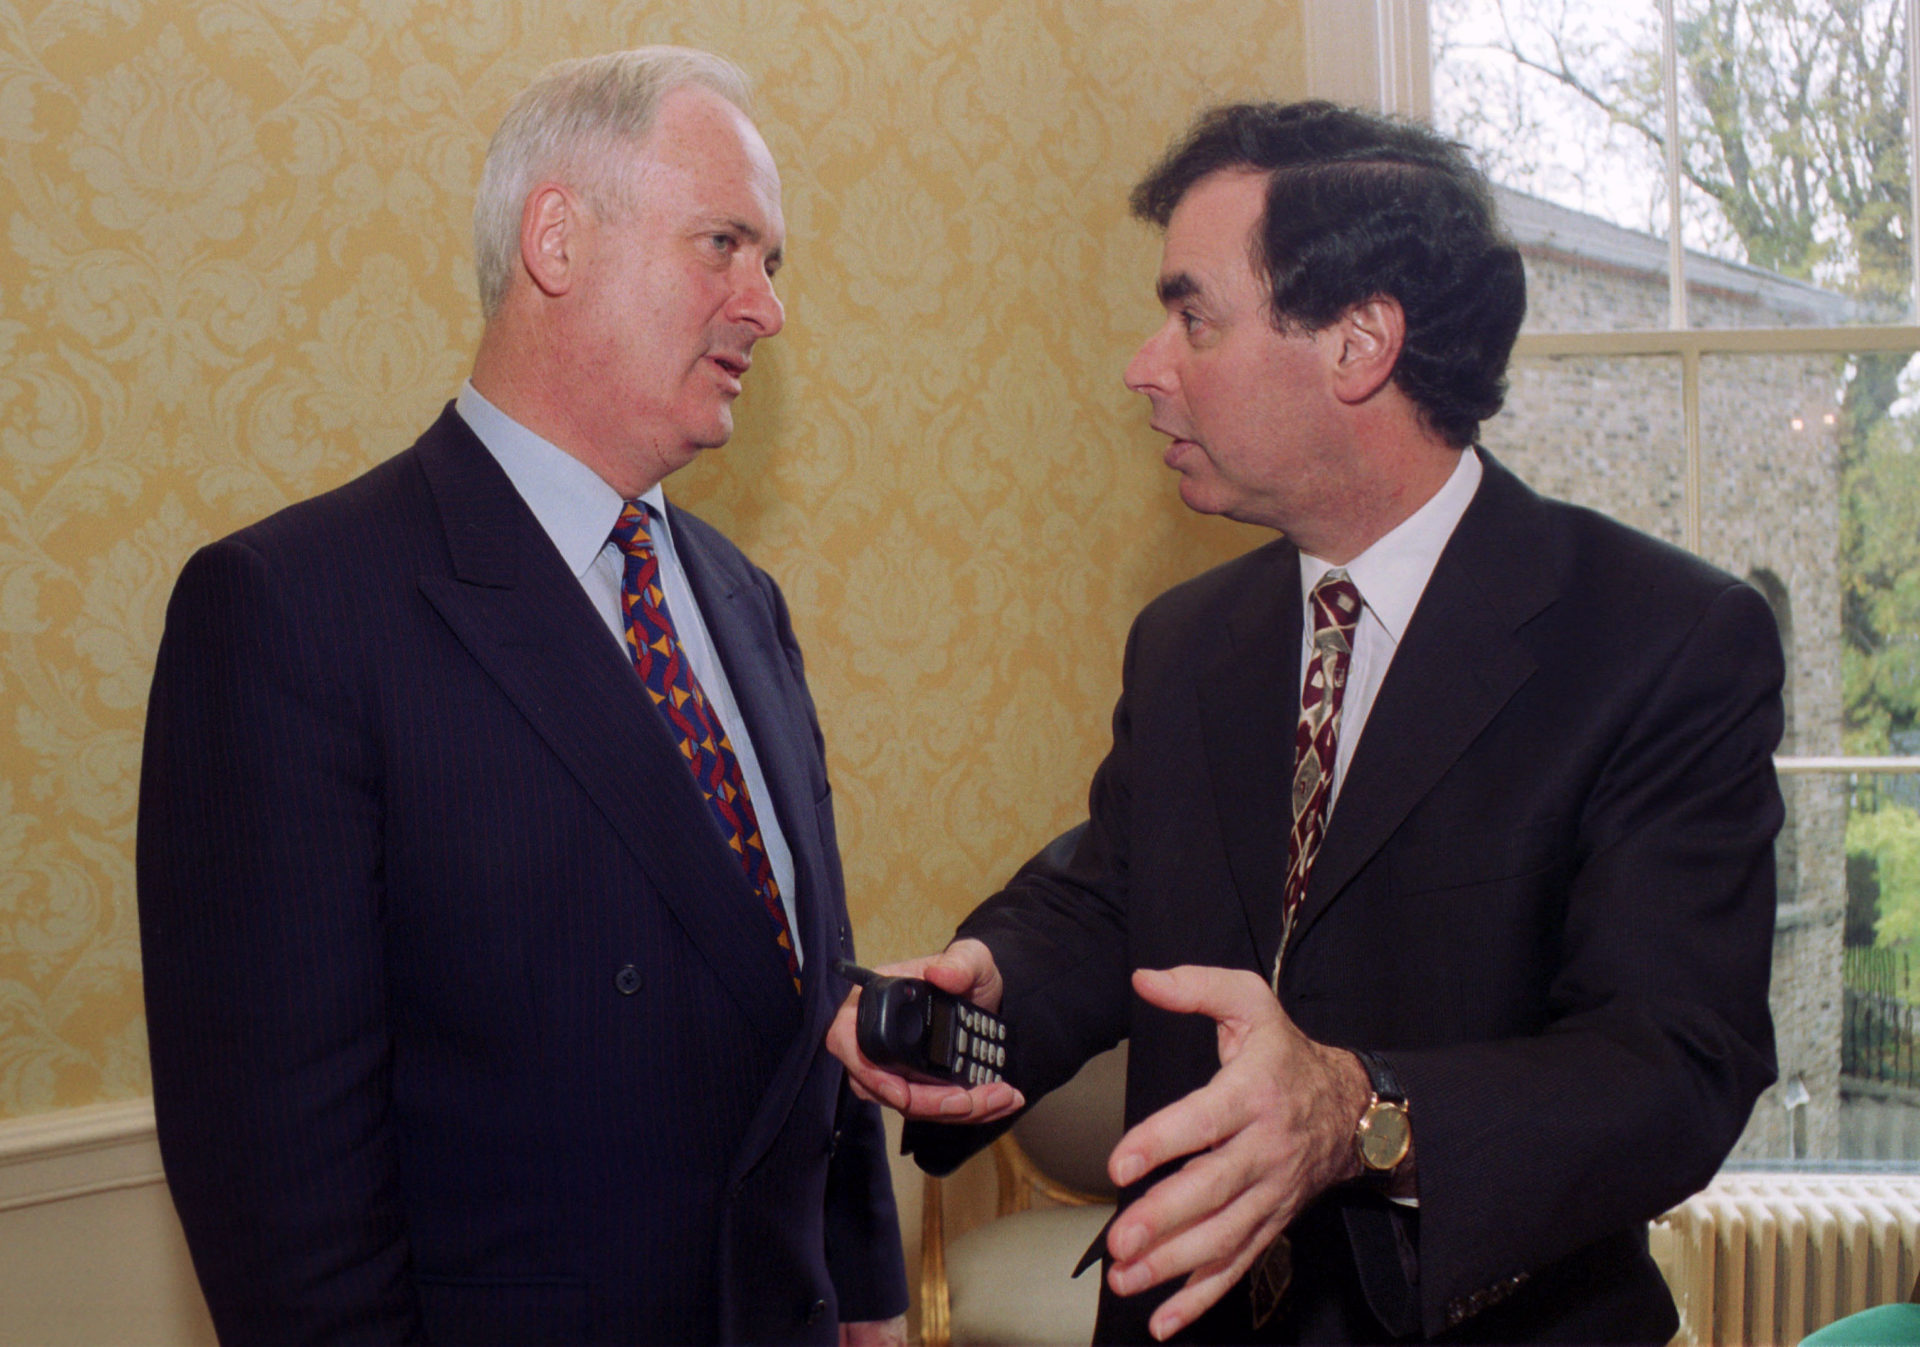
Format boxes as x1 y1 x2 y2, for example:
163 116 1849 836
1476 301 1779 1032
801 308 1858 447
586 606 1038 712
519 184 582 299
1329 296 1405 405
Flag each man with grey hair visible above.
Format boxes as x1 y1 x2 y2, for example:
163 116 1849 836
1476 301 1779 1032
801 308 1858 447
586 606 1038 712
139 47 907 1345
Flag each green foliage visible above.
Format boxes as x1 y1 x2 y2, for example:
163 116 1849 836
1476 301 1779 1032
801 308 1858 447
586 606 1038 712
1846 799 1920 948
1842 406 1920 753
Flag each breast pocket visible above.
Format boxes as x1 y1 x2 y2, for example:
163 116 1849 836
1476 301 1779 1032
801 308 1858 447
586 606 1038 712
1386 817 1567 899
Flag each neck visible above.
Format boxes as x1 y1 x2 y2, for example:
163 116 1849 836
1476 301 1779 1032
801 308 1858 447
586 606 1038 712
470 323 668 498
1296 440 1463 566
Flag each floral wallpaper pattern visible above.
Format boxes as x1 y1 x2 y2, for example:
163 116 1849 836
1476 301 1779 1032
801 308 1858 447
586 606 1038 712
0 0 1301 1119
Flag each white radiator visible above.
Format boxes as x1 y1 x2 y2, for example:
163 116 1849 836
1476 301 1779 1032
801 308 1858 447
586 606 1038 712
1651 1174 1920 1346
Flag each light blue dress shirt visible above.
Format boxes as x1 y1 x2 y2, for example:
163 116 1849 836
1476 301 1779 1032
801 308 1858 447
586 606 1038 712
455 382 803 965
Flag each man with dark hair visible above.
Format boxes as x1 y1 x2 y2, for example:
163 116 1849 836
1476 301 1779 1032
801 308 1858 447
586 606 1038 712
832 101 1779 1344
139 47 905 1345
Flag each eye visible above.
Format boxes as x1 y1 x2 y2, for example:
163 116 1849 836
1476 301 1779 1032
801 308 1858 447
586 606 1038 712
707 232 737 255
1180 309 1203 335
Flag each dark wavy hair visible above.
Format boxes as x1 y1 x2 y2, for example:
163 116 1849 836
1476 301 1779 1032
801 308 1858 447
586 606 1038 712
1130 101 1526 449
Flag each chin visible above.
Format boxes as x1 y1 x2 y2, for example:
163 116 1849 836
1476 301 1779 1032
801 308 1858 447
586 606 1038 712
677 423 733 454
1176 475 1229 518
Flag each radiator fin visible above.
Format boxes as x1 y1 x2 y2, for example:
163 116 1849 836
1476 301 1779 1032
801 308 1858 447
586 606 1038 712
1652 1175 1920 1346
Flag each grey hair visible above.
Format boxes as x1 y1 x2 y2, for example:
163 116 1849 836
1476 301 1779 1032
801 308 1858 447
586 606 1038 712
472 46 753 319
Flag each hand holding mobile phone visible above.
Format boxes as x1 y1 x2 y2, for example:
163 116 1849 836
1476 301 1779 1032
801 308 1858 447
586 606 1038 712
834 959 1011 1087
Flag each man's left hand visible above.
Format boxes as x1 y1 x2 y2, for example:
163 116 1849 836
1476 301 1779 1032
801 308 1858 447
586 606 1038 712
1102 966 1372 1341
840 1315 907 1347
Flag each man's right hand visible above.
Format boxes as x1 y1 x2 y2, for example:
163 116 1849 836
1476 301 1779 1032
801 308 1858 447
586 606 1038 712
827 938 1025 1123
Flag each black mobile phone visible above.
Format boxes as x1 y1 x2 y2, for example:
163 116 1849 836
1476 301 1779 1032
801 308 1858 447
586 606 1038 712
834 959 1011 1087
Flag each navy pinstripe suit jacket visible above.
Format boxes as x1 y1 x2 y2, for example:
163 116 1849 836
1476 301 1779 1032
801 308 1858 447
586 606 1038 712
138 406 904 1345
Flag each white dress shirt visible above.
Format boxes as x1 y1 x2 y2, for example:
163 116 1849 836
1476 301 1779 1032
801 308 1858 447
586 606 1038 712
1298 447 1484 820
455 382 803 964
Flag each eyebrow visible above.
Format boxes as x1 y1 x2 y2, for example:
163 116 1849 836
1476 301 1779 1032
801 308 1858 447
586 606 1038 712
714 215 783 267
1156 272 1199 306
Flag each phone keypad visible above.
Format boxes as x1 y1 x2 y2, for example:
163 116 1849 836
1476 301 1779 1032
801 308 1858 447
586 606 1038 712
953 1004 1009 1085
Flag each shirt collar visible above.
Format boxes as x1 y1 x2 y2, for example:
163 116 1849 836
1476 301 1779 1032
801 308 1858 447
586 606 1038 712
455 380 670 575
1299 447 1483 644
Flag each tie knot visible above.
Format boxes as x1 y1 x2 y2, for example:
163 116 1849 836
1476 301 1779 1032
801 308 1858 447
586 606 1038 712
1310 570 1363 646
610 500 655 557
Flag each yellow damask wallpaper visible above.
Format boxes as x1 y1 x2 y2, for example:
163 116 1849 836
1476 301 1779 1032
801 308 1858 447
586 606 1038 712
0 0 1301 1119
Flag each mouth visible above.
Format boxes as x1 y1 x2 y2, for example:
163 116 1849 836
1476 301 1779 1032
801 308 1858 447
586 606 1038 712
1154 427 1198 467
709 352 751 393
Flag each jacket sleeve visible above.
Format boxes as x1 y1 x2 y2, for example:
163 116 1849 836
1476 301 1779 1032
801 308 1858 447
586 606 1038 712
137 536 421 1344
1394 579 1782 1335
824 1082 910 1323
758 562 909 1324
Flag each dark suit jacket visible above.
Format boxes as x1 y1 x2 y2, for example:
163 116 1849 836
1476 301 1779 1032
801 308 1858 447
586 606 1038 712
908 454 1781 1343
138 406 905 1345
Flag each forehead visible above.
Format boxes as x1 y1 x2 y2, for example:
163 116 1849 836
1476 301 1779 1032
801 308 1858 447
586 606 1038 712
1158 169 1268 292
625 85 785 236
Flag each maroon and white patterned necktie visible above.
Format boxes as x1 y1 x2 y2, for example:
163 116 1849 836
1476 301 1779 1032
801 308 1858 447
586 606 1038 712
1272 569 1364 992
1253 568 1366 1326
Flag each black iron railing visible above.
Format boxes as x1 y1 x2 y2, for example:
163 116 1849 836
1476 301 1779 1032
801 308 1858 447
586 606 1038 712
1842 947 1919 1088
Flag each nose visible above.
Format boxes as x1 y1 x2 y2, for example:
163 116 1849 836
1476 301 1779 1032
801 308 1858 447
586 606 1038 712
1124 322 1173 395
733 264 785 339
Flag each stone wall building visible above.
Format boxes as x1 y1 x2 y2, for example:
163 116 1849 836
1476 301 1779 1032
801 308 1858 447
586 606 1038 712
1483 189 1851 1161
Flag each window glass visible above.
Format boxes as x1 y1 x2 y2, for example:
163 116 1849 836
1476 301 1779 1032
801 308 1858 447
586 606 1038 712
1431 0 1913 330
1699 351 1852 1161
1840 779 1920 1163
1430 0 1669 241
1672 0 1912 326
1480 354 1684 544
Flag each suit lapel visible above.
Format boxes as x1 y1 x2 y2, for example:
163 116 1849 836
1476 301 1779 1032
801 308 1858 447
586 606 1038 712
674 513 836 996
673 511 847 1180
1288 455 1555 950
1196 544 1303 978
409 411 802 1048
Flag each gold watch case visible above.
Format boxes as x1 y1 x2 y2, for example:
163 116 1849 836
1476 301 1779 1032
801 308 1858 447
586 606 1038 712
1356 1096 1411 1173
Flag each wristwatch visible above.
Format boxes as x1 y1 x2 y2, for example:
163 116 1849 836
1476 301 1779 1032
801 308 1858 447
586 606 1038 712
1352 1050 1412 1177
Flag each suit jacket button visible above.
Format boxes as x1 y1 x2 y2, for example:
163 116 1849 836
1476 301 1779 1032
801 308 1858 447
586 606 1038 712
805 1298 828 1326
614 964 642 995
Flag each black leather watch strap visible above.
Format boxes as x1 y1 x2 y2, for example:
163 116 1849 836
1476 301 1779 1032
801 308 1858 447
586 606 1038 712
1355 1049 1406 1104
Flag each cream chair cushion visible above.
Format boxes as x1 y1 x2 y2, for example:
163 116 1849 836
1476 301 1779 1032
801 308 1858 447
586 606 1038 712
947 1202 1112 1346
941 1043 1128 1345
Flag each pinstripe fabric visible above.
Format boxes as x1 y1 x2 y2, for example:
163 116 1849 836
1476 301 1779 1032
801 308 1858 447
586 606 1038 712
138 406 905 1345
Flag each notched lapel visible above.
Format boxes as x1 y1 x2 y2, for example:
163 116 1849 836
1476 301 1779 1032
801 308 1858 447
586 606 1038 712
1197 552 1302 979
673 515 835 988
671 512 847 1186
1291 457 1555 951
412 419 803 1049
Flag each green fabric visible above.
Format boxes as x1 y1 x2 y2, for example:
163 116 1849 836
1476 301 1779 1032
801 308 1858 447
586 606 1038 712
1802 1304 1920 1345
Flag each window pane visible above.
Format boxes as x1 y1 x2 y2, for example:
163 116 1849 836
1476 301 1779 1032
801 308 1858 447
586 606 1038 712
1506 195 1676 335
1700 350 1920 761
1479 353 1685 545
1430 0 1669 239
1745 770 1849 1162
1697 352 1920 1163
1431 0 1674 335
1433 0 1915 331
1675 0 1912 328
1832 779 1920 1163
1698 350 1845 756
